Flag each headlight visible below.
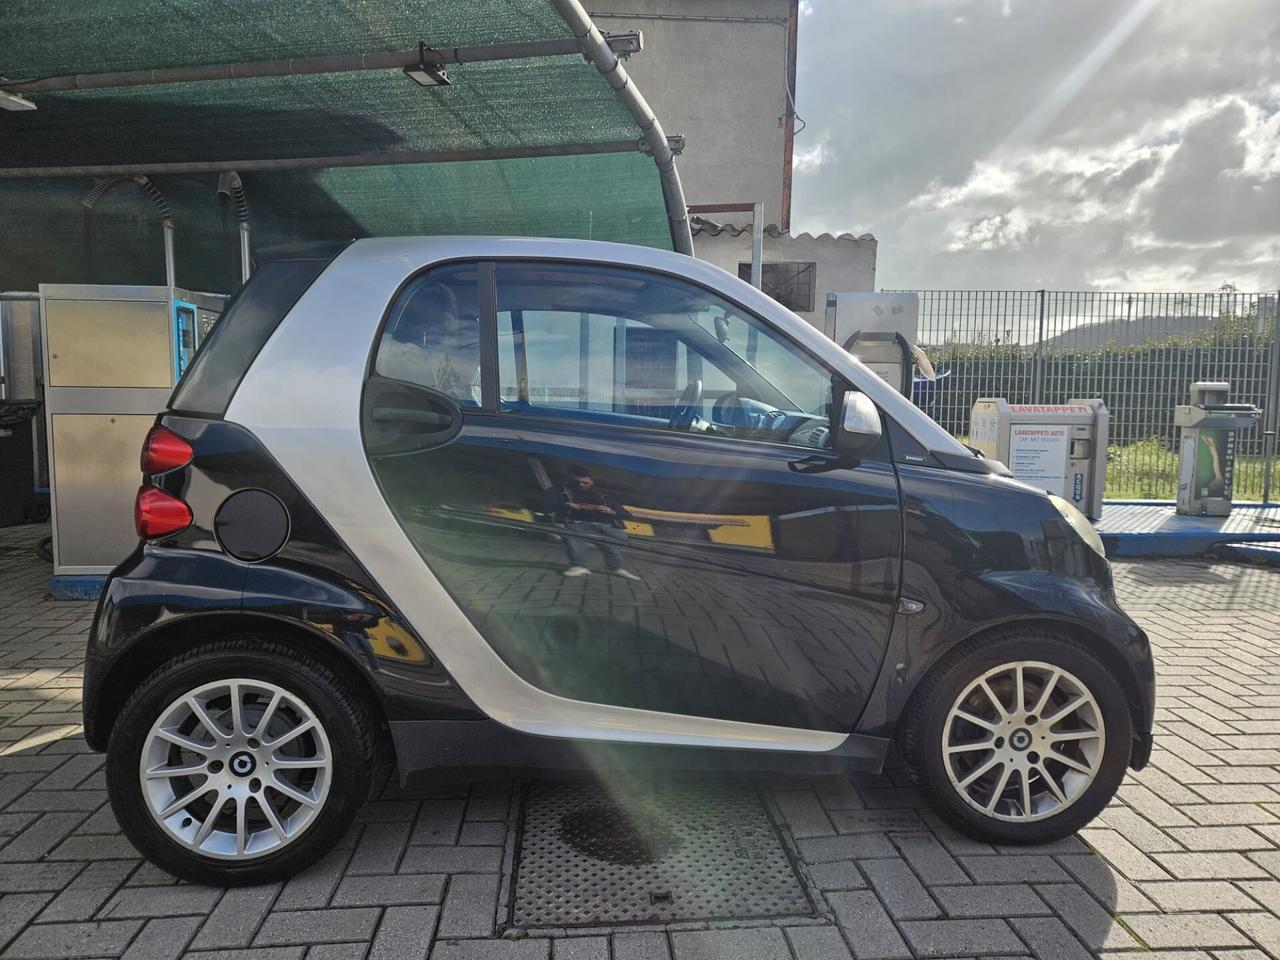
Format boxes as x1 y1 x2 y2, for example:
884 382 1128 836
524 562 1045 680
1049 494 1106 558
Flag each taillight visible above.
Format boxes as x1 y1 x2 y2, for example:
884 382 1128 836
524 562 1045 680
140 425 193 475
135 486 192 539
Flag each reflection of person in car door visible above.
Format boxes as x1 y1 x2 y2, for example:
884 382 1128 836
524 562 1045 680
555 465 641 581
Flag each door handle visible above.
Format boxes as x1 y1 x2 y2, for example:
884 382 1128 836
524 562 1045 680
370 405 453 428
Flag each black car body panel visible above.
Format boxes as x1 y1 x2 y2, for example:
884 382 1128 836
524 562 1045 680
83 415 480 751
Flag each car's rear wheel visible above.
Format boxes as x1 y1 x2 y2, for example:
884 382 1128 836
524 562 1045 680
901 628 1131 844
107 637 376 884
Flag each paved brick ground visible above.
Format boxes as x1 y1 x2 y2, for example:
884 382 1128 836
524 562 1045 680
1 521 1279 959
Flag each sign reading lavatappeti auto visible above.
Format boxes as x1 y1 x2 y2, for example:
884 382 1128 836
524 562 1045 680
969 398 1109 521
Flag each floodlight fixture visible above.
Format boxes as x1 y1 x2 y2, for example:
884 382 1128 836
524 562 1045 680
404 42 450 87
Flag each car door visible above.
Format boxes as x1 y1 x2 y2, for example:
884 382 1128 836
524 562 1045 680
361 258 902 736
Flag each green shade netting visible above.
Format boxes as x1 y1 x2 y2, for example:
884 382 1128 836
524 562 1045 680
0 0 677 290
0 154 671 292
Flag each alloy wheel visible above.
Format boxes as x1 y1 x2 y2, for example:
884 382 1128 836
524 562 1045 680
942 660 1104 822
139 678 332 859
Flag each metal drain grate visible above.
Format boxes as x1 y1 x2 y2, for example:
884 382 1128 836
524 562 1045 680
511 777 811 927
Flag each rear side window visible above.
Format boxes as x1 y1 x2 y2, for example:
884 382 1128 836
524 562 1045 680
169 253 339 415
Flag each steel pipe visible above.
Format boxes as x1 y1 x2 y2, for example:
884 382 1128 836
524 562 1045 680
3 34 643 94
751 201 764 290
550 0 694 256
0 138 680 178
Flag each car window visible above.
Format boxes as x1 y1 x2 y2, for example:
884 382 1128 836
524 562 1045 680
170 245 345 416
374 264 482 406
496 262 839 450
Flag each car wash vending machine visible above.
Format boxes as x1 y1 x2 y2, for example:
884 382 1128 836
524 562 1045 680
40 284 222 589
1173 381 1261 517
823 292 935 397
968 398 1109 520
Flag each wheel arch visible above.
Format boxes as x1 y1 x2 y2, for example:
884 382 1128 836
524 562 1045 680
86 612 394 762
896 616 1146 756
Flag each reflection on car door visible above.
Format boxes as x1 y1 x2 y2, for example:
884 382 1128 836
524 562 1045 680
363 260 903 734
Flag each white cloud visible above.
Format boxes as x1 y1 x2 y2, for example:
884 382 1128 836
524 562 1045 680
791 0 1280 291
793 137 834 173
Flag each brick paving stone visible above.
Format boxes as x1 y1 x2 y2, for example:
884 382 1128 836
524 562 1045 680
931 884 1049 918
806 860 866 891
897 919 1023 957
411 799 466 845
1055 854 1160 914
1034 884 1140 951
100 884 223 918
436 874 498 939
1008 916 1093 960
861 858 941 920
0 892 54 952
430 941 550 960
368 905 439 960
1153 852 1270 880
349 821 413 875
784 925 854 960
308 945 371 960
890 833 969 885
1123 913 1253 949
188 883 281 950
37 860 134 922
611 932 671 960
121 915 202 960
958 856 1071 884
800 834 897 862
1226 911 1280 956
551 936 609 960
827 890 911 959
4 918 144 958
332 873 447 907
275 848 353 911
1138 881 1262 912
255 909 382 947
400 846 503 875
1078 831 1171 880
774 788 836 838
187 947 305 960
670 927 790 959
1164 827 1274 851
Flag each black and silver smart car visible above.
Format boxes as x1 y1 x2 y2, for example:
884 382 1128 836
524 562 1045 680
87 237 1154 883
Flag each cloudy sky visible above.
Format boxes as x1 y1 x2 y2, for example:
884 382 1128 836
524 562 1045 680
790 0 1280 292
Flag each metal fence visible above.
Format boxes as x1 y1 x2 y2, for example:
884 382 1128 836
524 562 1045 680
902 289 1280 501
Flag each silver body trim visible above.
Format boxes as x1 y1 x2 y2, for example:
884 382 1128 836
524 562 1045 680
226 237 953 752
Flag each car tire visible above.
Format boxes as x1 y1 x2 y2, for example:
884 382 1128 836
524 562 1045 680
106 636 377 884
900 627 1131 844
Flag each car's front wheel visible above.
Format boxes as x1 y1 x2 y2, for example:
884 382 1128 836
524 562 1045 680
901 628 1132 844
107 637 377 884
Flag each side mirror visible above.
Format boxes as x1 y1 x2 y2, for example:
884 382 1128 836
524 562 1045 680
835 391 882 456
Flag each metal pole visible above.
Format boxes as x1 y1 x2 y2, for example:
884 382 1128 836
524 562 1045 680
163 220 176 287
1033 289 1046 403
751 201 764 290
0 292 39 301
3 35 643 94
551 0 694 256
0 138 681 178
1263 289 1280 503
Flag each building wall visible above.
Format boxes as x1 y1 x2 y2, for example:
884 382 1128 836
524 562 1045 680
591 0 794 229
692 229 878 332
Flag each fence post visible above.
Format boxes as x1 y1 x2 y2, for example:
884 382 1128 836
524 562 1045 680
1032 289 1046 403
1263 289 1280 504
